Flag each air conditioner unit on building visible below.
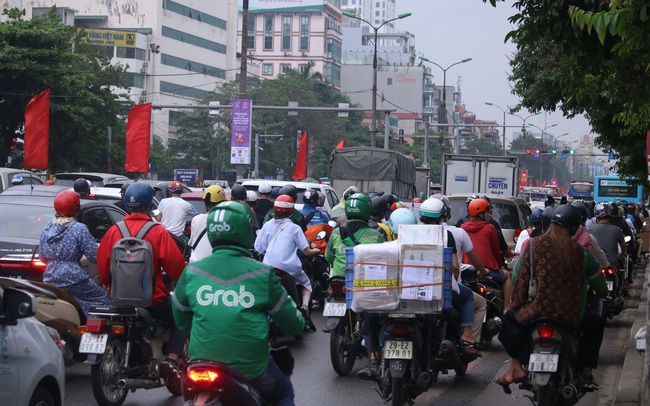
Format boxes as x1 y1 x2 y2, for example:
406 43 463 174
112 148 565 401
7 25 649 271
141 90 147 96
301 51 307 57
139 95 147 103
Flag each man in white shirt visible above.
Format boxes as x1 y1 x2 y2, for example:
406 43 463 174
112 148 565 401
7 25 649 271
156 181 198 241
188 185 227 262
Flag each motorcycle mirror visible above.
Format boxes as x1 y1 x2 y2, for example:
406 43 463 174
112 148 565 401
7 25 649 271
328 220 336 228
315 230 327 240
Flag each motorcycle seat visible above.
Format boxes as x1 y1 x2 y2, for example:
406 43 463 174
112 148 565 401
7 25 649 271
31 280 87 324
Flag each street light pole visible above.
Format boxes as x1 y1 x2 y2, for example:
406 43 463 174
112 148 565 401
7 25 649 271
342 11 411 148
509 111 541 139
419 57 472 152
528 123 557 184
485 102 513 156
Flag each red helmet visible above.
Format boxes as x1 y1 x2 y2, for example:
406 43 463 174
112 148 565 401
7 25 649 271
390 202 403 211
45 180 54 185
54 190 80 217
468 198 491 217
412 197 423 203
274 195 294 213
168 181 184 194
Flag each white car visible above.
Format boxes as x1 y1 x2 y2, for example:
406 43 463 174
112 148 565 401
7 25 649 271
0 282 65 406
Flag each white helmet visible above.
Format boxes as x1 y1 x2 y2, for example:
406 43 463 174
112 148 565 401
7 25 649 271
246 190 259 203
258 182 272 194
419 198 445 219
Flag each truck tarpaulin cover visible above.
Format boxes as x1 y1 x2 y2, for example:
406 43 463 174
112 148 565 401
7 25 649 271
329 147 416 197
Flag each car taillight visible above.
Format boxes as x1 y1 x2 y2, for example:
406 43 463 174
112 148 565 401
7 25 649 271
86 318 106 333
601 267 615 276
187 368 219 383
0 253 46 272
385 321 416 337
537 325 554 339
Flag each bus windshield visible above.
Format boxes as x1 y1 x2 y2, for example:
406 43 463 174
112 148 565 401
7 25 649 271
568 181 594 200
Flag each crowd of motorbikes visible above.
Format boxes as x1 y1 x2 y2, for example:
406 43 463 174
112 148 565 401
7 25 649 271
2 213 643 406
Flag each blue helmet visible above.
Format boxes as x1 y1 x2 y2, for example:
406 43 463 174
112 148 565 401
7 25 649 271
11 174 23 184
530 208 543 224
124 182 153 211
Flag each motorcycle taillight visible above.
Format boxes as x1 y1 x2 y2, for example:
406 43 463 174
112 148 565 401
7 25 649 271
385 321 415 336
537 325 554 339
330 281 345 296
187 368 219 384
86 318 106 333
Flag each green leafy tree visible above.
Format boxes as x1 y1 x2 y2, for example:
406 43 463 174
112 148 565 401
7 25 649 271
0 7 129 174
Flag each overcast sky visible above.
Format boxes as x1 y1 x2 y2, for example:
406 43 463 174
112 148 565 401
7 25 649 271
394 0 593 150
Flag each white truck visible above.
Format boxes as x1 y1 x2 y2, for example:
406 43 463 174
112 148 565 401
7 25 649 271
442 154 519 197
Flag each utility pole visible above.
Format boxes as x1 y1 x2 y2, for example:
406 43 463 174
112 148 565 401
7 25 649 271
236 0 250 180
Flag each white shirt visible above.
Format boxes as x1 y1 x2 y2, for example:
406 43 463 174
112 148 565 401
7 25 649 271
442 222 472 292
188 213 212 262
514 228 531 255
254 218 309 275
158 196 198 237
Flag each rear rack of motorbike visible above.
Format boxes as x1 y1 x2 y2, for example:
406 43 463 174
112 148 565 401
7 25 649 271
88 305 141 318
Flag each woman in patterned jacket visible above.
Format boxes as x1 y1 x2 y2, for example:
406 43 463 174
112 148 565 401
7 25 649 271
39 190 109 318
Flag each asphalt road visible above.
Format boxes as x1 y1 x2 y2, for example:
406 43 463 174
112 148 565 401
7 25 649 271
64 286 638 406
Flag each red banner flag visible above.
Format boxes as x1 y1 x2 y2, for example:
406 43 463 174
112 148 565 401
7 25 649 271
335 139 345 149
125 103 151 173
292 132 307 180
24 89 50 169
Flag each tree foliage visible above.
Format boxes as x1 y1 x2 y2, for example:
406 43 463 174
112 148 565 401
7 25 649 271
483 0 650 187
0 7 129 174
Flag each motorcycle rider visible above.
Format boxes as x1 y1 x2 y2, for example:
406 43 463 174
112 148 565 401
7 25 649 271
417 199 480 355
73 178 95 199
301 190 330 226
496 204 608 393
461 198 512 309
369 196 395 241
39 189 109 318
514 208 543 255
188 185 228 262
230 184 248 202
333 185 359 227
173 201 304 406
255 195 321 332
430 194 489 344
590 204 627 281
98 183 187 367
156 181 198 241
263 185 308 231
255 182 274 225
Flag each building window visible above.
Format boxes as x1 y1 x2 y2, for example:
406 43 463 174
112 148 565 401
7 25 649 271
262 64 273 75
298 64 308 74
116 47 146 61
162 0 227 30
282 16 291 50
264 16 273 50
325 62 341 87
376 1 380 6
247 16 255 49
162 26 226 54
299 16 309 50
326 38 342 62
121 73 145 88
342 0 348 4
387 78 392 85
160 81 211 99
161 54 225 78
376 11 380 16
280 64 291 74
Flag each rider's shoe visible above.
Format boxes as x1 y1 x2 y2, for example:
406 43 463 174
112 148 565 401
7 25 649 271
356 361 379 380
160 358 179 377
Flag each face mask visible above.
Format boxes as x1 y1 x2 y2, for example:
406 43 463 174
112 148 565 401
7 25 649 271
484 212 493 222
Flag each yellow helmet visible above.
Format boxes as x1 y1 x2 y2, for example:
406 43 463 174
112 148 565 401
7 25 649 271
203 185 227 205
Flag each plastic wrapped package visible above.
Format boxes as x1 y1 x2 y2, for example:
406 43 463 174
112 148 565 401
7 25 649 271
350 241 400 312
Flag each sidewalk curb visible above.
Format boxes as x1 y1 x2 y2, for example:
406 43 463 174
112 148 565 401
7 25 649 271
614 264 648 405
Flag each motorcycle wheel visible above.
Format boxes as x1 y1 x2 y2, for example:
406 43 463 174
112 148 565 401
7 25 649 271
329 316 356 376
454 363 467 376
535 380 557 406
391 377 406 406
91 340 128 406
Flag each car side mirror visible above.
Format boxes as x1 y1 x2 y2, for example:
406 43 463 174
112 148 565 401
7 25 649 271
0 287 36 325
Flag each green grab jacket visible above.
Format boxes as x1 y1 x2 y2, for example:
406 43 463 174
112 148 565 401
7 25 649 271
325 220 385 278
172 245 305 380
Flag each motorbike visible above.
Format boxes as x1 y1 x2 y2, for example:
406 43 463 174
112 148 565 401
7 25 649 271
181 346 294 406
430 307 481 379
324 275 367 376
0 276 86 366
601 265 623 318
518 318 595 406
269 268 305 342
302 230 330 308
79 304 184 406
460 265 505 343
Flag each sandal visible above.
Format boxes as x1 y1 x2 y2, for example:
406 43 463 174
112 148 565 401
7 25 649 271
460 339 482 357
495 377 512 395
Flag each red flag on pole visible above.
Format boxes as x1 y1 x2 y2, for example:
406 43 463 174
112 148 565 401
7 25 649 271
292 132 307 180
125 103 151 173
335 139 345 149
23 89 50 169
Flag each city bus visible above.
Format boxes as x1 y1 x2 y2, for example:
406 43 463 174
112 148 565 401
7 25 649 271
593 175 643 204
568 180 594 201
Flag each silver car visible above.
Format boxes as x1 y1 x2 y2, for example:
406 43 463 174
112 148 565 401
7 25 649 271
0 281 65 406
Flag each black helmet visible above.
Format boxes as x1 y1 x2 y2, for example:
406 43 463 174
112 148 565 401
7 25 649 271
343 186 359 200
73 178 90 194
120 181 133 195
230 184 247 201
541 205 557 232
607 202 620 218
465 194 481 207
303 190 319 206
381 193 397 206
551 204 581 228
571 201 589 225
371 196 389 216
279 185 298 201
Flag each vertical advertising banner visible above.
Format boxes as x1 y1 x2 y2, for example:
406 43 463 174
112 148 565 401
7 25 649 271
520 169 528 187
231 99 252 165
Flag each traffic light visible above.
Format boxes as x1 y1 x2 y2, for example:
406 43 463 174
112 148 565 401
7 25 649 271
551 149 557 155
526 149 532 155
569 149 575 154
535 149 541 154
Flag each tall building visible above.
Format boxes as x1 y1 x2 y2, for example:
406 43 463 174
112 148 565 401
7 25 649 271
22 0 240 144
238 0 344 88
341 0 396 33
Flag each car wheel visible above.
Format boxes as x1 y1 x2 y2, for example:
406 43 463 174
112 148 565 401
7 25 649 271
29 385 56 406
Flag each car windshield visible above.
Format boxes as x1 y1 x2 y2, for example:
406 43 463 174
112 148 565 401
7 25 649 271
0 204 54 239
449 199 521 229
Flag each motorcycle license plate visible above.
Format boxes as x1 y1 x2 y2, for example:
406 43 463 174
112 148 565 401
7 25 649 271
384 341 413 359
79 333 108 354
528 353 559 372
607 281 614 291
323 302 346 317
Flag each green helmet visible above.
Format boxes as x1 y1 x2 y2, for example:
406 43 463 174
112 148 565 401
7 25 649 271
207 201 258 249
345 193 371 221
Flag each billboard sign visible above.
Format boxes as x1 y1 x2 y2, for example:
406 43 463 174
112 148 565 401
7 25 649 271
231 99 252 165
77 29 136 47
174 169 198 183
